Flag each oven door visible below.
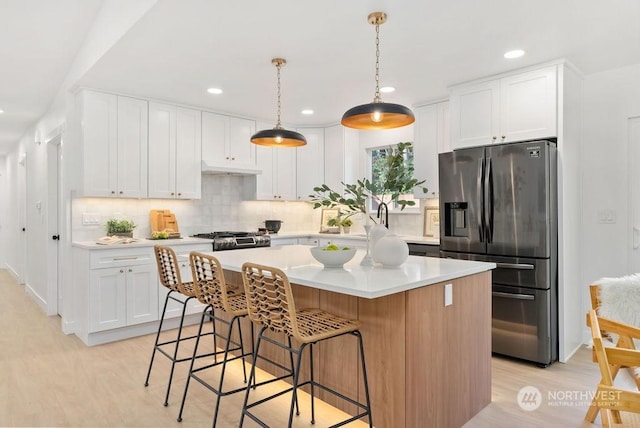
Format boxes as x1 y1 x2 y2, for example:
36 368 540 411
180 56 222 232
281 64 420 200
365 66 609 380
492 284 553 365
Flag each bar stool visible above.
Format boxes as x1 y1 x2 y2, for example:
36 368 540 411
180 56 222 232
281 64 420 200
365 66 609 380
239 262 373 428
145 245 213 406
176 251 253 426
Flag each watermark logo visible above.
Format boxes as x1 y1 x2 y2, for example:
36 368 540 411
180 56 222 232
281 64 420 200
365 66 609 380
517 386 542 411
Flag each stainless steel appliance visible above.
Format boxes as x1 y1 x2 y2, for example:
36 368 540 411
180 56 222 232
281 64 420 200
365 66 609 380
191 231 271 251
439 140 557 366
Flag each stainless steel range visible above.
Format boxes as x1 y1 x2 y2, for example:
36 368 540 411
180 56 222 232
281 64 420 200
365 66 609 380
191 231 271 251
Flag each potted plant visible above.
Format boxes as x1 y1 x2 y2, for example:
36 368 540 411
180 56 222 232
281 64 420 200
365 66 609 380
340 217 353 234
105 218 136 238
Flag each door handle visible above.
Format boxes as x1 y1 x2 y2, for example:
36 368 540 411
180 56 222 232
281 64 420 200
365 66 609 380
634 227 640 249
492 291 535 301
477 158 485 242
52 235 60 240
495 262 535 270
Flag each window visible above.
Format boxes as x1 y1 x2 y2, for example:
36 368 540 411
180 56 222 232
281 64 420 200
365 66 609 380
367 142 422 213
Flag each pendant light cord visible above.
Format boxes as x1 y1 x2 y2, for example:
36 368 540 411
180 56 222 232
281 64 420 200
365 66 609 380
275 62 282 129
373 22 381 103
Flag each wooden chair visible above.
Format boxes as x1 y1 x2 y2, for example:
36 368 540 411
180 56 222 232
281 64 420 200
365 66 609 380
239 262 373 428
585 310 640 426
145 245 202 406
590 283 640 389
176 251 253 427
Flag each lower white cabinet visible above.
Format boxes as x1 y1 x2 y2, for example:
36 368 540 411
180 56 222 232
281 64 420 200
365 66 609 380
318 237 367 249
269 237 300 246
88 257 158 333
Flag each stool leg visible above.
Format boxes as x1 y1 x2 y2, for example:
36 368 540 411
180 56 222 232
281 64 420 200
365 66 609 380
144 290 171 387
177 306 210 422
288 343 307 428
309 342 316 424
355 331 373 427
211 315 241 428
237 318 248 384
163 295 192 406
240 326 266 428
287 336 300 416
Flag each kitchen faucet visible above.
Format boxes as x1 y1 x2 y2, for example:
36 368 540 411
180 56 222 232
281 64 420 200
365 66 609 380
377 202 389 229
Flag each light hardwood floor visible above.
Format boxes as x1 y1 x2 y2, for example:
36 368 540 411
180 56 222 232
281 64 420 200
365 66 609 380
2 269 639 427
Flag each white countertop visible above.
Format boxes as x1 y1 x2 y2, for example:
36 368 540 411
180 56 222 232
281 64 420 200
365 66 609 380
270 231 440 245
209 245 494 299
72 236 214 249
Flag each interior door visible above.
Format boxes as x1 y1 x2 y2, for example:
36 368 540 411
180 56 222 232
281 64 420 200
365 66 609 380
47 137 61 315
629 117 640 272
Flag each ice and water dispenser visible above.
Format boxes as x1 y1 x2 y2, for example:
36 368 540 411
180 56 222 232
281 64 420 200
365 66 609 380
444 202 469 237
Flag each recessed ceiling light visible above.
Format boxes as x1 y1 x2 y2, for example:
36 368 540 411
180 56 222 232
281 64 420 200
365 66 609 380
0 109 4 114
207 87 223 95
301 109 314 115
380 86 395 93
504 49 525 59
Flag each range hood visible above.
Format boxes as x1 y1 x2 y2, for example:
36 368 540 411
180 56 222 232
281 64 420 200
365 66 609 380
201 160 263 176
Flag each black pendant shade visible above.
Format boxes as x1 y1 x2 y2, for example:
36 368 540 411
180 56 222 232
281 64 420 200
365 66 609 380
341 101 415 130
250 127 307 147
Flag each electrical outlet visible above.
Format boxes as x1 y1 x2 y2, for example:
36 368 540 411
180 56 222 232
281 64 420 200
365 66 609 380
444 283 453 306
597 209 617 224
82 213 101 225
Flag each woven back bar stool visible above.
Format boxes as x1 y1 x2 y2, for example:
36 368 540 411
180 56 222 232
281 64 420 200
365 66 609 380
176 251 253 427
239 262 373 428
145 245 213 406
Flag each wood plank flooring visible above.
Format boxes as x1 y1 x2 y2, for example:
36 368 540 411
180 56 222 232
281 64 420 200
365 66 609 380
2 269 639 427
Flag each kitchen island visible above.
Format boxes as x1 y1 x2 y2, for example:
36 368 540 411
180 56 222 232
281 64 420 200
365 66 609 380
211 245 495 428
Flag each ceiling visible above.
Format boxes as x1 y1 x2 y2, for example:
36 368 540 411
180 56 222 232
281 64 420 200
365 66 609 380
2 0 640 155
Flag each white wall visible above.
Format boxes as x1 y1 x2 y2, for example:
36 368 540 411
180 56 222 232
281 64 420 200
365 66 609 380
0 156 6 266
580 64 640 322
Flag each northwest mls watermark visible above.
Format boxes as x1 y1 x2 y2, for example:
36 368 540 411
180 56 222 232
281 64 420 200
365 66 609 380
517 386 622 411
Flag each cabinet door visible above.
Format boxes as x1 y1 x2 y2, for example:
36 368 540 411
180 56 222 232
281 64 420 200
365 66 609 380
117 96 148 198
275 147 297 200
437 101 451 154
255 127 276 200
450 80 500 149
148 102 177 198
89 267 127 332
500 66 557 142
413 104 439 199
296 127 324 200
323 125 345 194
126 264 159 326
175 107 201 199
201 111 228 166
228 116 256 166
81 90 117 197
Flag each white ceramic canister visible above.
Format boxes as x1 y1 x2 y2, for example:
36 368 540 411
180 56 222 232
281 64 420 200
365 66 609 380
370 224 389 262
373 234 409 268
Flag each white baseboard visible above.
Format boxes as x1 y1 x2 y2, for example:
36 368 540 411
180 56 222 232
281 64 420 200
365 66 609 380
25 282 48 314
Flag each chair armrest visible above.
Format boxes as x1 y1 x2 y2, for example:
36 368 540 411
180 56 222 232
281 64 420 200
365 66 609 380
597 316 640 341
605 346 640 367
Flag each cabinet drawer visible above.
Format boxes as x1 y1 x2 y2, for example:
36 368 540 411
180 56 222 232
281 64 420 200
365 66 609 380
90 248 154 269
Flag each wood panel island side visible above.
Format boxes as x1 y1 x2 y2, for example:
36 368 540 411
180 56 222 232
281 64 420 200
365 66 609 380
210 245 495 428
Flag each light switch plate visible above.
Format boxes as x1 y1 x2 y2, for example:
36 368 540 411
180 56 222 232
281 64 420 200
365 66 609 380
82 213 101 225
444 283 453 306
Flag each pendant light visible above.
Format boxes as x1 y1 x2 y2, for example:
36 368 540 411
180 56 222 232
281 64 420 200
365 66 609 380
251 58 306 147
341 12 415 130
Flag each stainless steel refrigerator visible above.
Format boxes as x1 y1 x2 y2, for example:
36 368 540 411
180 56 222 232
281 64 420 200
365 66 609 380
439 140 557 366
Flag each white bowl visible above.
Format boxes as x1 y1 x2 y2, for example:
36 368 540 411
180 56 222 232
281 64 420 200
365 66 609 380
310 246 357 268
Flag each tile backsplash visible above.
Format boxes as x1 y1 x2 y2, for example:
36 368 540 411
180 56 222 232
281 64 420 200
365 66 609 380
71 175 435 241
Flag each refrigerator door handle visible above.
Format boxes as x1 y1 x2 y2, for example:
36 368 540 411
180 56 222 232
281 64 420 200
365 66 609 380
495 262 535 270
485 157 493 243
477 158 485 242
492 291 535 301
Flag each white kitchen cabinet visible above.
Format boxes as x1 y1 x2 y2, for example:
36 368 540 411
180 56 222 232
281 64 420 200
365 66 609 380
148 102 202 199
269 237 299 246
78 89 148 198
202 112 257 170
298 236 320 246
323 125 359 195
412 101 449 199
318 237 367 249
450 65 557 149
255 121 297 200
87 251 158 333
296 127 325 201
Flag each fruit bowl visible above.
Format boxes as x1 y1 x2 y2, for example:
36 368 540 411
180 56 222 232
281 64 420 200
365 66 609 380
310 246 357 268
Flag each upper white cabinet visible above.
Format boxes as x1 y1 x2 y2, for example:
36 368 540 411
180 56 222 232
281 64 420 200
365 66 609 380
412 101 449 199
201 112 257 171
450 65 557 149
148 102 202 199
323 125 359 195
78 89 148 198
296 127 325 201
255 121 297 200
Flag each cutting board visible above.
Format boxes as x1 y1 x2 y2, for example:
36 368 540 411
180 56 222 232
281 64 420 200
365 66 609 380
149 209 180 238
